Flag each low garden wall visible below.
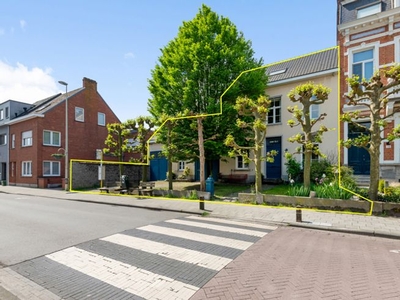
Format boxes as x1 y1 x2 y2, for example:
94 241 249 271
238 193 400 216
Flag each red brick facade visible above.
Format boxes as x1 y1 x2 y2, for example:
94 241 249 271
8 77 120 187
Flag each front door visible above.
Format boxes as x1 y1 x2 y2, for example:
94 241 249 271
348 122 371 175
266 137 282 179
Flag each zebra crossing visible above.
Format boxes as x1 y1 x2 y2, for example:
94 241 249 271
5 216 277 300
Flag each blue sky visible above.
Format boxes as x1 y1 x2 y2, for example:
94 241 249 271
1 0 337 122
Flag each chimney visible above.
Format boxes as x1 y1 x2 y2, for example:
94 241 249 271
82 77 97 91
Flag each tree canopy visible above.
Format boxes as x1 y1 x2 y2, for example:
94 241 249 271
148 4 267 189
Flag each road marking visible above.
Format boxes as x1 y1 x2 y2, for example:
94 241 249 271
389 250 400 254
167 218 268 237
139 224 253 250
186 216 278 230
47 247 198 300
101 233 232 271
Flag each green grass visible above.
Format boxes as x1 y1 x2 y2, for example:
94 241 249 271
214 183 250 197
262 184 289 195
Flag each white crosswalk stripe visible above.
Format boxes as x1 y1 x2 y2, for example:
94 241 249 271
165 218 268 237
186 215 278 230
46 247 199 300
138 224 253 250
101 233 232 271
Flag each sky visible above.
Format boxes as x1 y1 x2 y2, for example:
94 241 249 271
1 0 337 122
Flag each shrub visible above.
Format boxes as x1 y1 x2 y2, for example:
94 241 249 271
285 157 302 183
314 183 354 200
378 179 385 194
311 159 334 183
337 166 357 190
287 184 310 197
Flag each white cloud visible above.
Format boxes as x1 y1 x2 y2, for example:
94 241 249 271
124 52 135 59
20 20 26 30
0 61 59 104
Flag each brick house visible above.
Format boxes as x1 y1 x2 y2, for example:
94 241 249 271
8 77 120 188
337 0 400 181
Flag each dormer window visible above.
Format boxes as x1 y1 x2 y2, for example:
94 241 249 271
357 2 381 19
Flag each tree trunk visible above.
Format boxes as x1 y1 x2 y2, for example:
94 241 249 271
369 127 381 201
167 123 173 191
198 118 206 191
254 128 262 194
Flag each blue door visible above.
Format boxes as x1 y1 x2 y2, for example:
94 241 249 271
150 151 167 181
195 159 219 181
266 137 282 179
348 122 370 175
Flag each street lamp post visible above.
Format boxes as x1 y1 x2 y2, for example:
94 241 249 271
58 80 69 191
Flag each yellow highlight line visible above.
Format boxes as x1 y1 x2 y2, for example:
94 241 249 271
69 45 374 217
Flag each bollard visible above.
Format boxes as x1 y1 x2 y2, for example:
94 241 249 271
199 196 205 210
296 206 302 222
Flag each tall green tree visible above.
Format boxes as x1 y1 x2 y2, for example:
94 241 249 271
126 116 155 182
286 82 331 189
341 66 400 200
103 123 132 180
225 95 276 196
148 4 267 190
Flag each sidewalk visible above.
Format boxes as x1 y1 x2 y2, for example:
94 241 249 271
1 185 399 239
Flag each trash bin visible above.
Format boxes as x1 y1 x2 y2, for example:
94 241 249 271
205 175 214 198
1 180 6 186
121 175 129 189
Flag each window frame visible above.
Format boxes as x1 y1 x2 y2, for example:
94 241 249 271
236 155 249 170
43 130 61 146
178 161 186 171
75 107 85 122
98 112 106 126
268 96 281 125
43 161 61 176
11 134 15 149
357 2 381 19
0 134 7 145
5 107 8 119
0 109 3 120
22 130 32 147
22 161 32 177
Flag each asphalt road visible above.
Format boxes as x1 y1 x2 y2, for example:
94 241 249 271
0 193 186 266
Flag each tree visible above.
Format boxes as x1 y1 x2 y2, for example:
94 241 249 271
225 95 276 195
126 116 155 182
103 123 132 180
341 65 400 200
286 82 331 189
148 4 267 191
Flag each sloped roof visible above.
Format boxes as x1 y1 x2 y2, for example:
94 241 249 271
266 47 338 84
18 87 84 117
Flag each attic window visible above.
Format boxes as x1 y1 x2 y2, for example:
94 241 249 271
357 2 381 19
269 69 287 76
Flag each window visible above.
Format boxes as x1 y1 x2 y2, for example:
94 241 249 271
22 161 32 176
357 3 381 19
396 0 400 8
5 107 8 119
43 130 60 146
75 107 84 122
43 161 60 176
0 134 6 145
11 134 15 148
268 97 281 124
310 104 319 120
236 155 249 170
178 161 186 171
352 49 374 81
22 130 32 147
98 112 105 126
0 109 3 120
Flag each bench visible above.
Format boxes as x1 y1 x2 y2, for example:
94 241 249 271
139 181 155 196
220 174 248 183
99 180 140 195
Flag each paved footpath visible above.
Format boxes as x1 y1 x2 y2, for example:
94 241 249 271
0 185 399 239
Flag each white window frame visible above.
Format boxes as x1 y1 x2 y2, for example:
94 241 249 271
43 130 61 146
0 134 7 145
357 3 381 19
43 161 61 176
75 107 84 122
0 109 3 120
310 104 319 120
348 44 378 83
98 112 106 126
396 0 400 7
268 96 281 124
22 161 32 177
22 130 32 147
178 161 186 171
236 155 249 170
11 134 15 149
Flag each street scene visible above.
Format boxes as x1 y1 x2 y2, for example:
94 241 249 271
0 187 399 299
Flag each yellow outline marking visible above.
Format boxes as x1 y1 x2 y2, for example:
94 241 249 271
68 45 374 217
